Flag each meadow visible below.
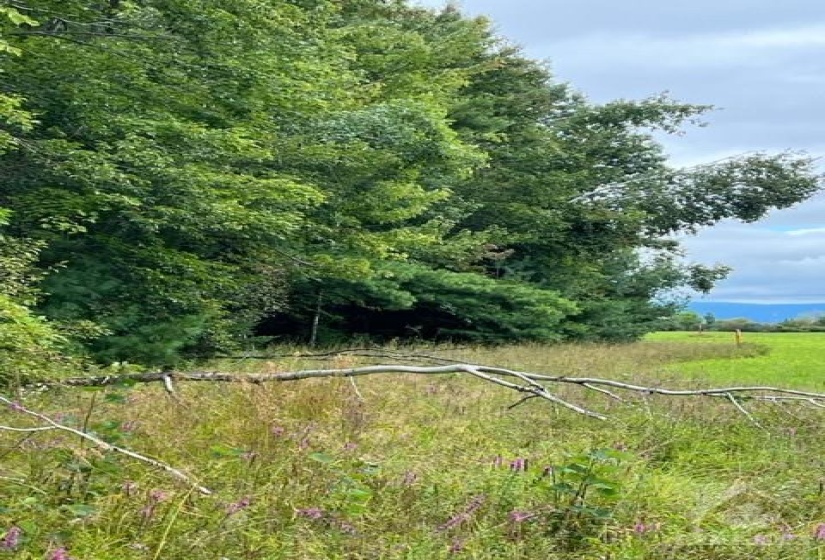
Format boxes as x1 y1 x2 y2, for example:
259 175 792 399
2 333 825 559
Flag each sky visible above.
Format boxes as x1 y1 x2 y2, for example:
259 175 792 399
416 0 825 303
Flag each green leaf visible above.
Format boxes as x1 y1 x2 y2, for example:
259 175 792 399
63 504 98 518
308 452 336 464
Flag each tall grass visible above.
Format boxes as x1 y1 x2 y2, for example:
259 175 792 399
1 336 824 558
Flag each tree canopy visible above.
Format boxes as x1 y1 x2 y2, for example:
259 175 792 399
0 0 821 365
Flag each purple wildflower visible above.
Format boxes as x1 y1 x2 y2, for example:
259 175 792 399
8 401 24 413
297 507 325 520
121 420 138 433
122 481 138 497
633 521 661 535
448 538 464 554
337 520 357 535
141 489 170 520
438 495 486 532
149 489 169 502
509 458 527 472
402 470 418 486
753 534 769 545
226 496 252 516
439 512 471 532
814 523 825 540
466 495 486 514
0 526 22 551
508 510 533 523
48 548 74 560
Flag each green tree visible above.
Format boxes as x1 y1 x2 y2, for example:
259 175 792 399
0 0 822 358
0 1 342 363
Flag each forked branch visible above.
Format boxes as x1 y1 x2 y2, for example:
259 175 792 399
35 363 825 421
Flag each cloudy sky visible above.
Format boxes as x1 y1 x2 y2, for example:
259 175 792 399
417 0 825 303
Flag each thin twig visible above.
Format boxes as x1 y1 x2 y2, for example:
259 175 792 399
725 392 765 430
507 394 539 410
582 383 624 401
348 377 364 401
0 425 57 433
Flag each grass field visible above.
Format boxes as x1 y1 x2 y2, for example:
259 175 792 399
2 334 825 559
651 331 825 389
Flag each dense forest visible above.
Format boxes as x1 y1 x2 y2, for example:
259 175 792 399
1 0 822 367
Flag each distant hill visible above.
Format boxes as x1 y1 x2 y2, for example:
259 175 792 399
689 302 825 324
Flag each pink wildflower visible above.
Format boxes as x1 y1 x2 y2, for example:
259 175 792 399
297 507 325 520
814 523 825 540
0 526 21 550
122 481 138 497
140 489 169 520
634 521 661 535
121 420 138 433
226 496 252 516
509 458 527 472
48 548 74 560
508 510 533 523
438 495 486 532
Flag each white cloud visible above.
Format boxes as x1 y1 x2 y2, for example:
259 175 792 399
729 25 825 48
787 227 825 236
535 24 825 72
679 219 825 303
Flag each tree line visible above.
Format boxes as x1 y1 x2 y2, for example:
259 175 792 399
1 0 821 368
662 311 825 333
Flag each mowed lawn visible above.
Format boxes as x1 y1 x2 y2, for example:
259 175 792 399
649 331 825 389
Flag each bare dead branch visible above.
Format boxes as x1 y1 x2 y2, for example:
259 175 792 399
0 395 212 495
23 362 825 423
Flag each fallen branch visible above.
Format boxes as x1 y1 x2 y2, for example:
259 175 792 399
0 394 212 495
34 363 825 422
